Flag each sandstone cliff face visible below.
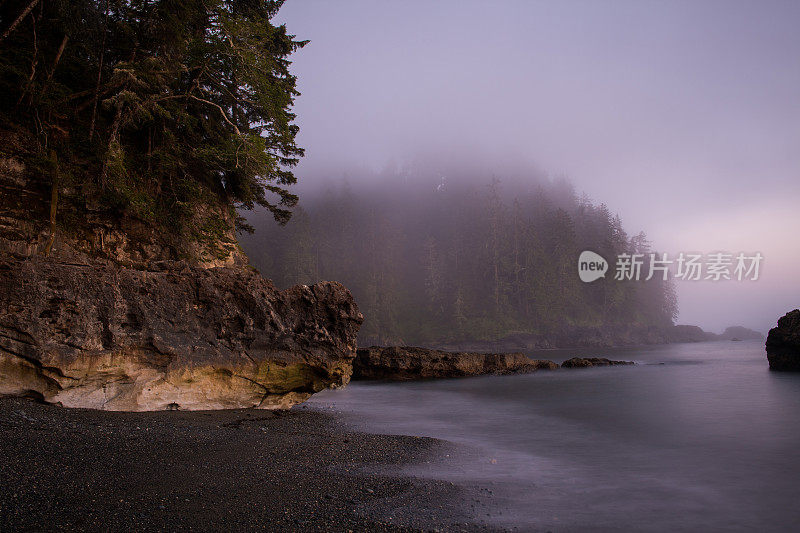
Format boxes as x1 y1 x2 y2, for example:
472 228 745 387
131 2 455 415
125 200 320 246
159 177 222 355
0 253 363 410
352 346 558 381
766 309 800 371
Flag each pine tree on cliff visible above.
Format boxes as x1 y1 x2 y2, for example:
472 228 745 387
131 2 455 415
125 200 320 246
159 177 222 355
0 0 305 229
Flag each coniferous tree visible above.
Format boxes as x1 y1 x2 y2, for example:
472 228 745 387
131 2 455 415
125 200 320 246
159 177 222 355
0 0 305 231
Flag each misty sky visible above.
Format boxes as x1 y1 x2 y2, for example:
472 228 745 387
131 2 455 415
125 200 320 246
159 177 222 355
273 0 800 333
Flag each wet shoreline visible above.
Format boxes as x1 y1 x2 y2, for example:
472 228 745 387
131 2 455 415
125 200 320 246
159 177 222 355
0 398 500 532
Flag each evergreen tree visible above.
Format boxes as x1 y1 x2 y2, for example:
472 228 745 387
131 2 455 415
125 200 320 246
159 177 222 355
0 0 305 230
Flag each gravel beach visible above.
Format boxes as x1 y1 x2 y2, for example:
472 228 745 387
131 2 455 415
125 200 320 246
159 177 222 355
0 398 499 532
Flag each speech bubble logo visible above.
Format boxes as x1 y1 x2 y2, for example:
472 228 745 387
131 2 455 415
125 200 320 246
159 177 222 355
578 250 608 282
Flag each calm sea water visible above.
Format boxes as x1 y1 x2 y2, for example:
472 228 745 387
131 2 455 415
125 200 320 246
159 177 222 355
309 340 800 531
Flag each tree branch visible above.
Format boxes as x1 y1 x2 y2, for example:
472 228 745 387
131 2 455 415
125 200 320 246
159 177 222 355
45 34 69 84
0 0 40 44
188 95 241 135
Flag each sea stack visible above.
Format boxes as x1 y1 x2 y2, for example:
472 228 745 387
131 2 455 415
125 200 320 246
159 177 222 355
766 309 800 371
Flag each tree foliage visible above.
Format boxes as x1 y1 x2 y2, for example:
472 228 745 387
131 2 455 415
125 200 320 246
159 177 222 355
0 0 305 227
243 171 679 346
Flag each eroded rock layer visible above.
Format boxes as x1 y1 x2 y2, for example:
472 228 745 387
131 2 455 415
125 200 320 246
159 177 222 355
352 346 558 381
0 254 362 410
560 357 635 368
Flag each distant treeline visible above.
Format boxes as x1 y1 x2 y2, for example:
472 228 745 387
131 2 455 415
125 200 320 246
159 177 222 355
241 169 677 346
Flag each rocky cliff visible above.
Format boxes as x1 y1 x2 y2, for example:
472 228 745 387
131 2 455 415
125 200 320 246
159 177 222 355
0 142 363 410
0 252 362 410
766 309 800 371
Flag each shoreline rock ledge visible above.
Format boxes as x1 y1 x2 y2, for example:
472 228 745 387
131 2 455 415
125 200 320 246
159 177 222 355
561 357 634 368
0 254 363 411
352 346 559 380
766 309 800 371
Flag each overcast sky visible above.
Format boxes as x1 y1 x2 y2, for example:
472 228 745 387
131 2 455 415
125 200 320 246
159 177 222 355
273 0 800 333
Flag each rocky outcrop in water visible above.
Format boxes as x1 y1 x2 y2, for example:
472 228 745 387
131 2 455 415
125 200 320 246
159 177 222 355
0 253 363 410
666 325 716 343
718 326 763 341
352 346 558 381
766 310 800 371
561 357 635 368
667 324 763 343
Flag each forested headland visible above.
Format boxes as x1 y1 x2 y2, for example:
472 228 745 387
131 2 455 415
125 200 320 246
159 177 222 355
241 162 678 347
0 1 369 412
0 0 678 349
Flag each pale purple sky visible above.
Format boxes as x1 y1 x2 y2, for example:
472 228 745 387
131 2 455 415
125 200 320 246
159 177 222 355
274 0 800 333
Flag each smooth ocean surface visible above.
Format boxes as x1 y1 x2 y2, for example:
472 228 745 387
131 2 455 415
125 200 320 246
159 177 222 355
309 340 800 531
